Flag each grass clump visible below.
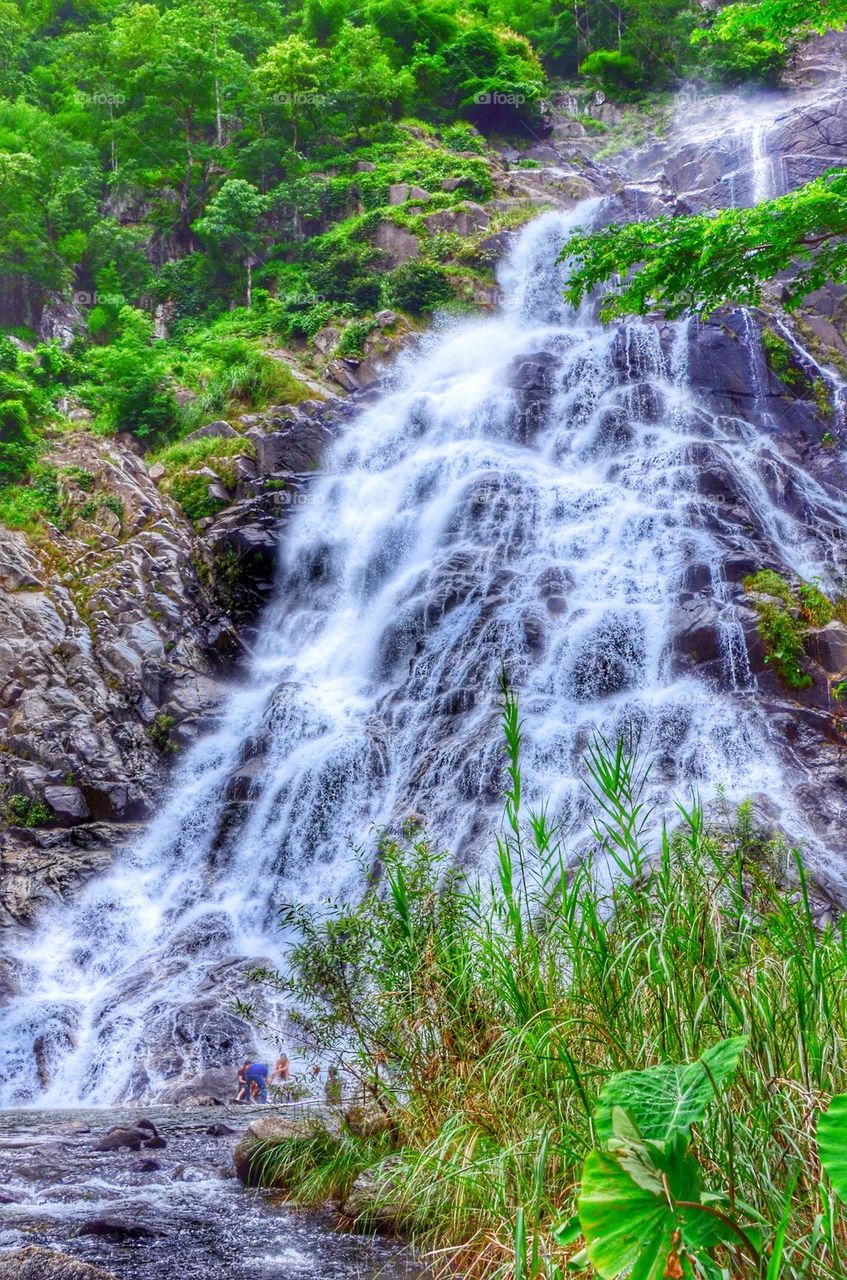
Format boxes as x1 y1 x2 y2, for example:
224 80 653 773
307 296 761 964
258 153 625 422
154 435 255 522
1 792 51 828
743 570 847 688
249 689 847 1279
762 328 804 389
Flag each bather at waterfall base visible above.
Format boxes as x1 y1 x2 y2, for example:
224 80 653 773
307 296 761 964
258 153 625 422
3 206 847 1108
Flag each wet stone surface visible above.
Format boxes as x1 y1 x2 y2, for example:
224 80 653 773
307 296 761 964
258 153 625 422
0 1107 422 1280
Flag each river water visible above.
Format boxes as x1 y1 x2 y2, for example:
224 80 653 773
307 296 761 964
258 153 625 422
0 1106 421 1279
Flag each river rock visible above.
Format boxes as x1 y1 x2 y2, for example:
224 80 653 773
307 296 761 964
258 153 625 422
77 1216 161 1240
0 1248 117 1280
92 1127 144 1152
340 1157 407 1231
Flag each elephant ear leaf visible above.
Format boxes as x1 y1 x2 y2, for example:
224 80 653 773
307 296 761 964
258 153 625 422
594 1037 748 1145
578 1132 730 1280
818 1093 847 1202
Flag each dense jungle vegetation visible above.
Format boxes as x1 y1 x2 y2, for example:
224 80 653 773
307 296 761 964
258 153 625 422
1 0 842 528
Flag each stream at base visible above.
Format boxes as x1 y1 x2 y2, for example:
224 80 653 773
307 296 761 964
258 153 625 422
0 1107 422 1279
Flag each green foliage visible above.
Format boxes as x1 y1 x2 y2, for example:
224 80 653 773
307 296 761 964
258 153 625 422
817 1094 847 1203
562 171 847 319
251 694 847 1279
579 1041 756 1279
743 568 795 606
592 1038 748 1145
154 434 254 521
0 465 70 531
334 320 375 358
756 602 812 688
385 261 455 314
579 50 643 95
694 0 845 84
149 712 178 754
762 328 803 387
1 792 51 828
743 570 843 687
79 307 178 441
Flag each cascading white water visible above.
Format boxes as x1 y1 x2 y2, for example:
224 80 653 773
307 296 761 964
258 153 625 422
2 203 845 1106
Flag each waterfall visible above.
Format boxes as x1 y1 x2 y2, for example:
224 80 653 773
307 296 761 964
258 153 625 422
1 205 844 1107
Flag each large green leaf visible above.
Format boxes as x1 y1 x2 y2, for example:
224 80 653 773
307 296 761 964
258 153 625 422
578 1133 727 1280
594 1038 748 1145
818 1093 847 1202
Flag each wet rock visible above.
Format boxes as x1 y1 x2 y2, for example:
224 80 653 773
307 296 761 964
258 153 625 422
128 1157 161 1172
0 1247 117 1280
0 429 241 926
423 202 489 236
0 824 127 927
77 1217 162 1240
234 1112 337 1186
184 420 238 442
808 622 847 677
92 1127 144 1152
206 1123 237 1137
157 1065 240 1106
341 1157 407 1231
43 786 91 827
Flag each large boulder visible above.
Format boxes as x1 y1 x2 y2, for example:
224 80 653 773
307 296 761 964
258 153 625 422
373 222 419 265
233 1112 337 1186
341 1157 407 1232
157 1065 238 1106
0 1248 116 1280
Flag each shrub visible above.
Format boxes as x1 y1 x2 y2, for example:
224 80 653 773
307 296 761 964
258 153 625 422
334 319 374 358
155 435 255 522
762 327 804 388
0 465 64 530
384 260 454 314
580 49 644 94
2 792 51 827
0 398 40 484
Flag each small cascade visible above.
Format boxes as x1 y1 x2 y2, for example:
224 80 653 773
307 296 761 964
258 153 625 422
3 191 847 1106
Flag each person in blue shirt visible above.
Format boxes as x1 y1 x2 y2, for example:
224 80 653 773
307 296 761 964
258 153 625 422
244 1060 270 1103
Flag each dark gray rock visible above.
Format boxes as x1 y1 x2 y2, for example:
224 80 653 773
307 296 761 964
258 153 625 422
184 420 239 442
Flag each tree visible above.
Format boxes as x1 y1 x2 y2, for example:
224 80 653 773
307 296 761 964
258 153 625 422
561 0 847 317
329 22 414 130
561 170 847 319
255 34 327 148
193 179 270 305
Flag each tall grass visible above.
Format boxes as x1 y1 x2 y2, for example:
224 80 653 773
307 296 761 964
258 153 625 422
251 689 847 1279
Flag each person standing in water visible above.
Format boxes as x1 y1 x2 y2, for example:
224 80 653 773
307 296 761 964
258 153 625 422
244 1060 270 1103
324 1065 342 1105
234 1060 251 1103
272 1052 292 1101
